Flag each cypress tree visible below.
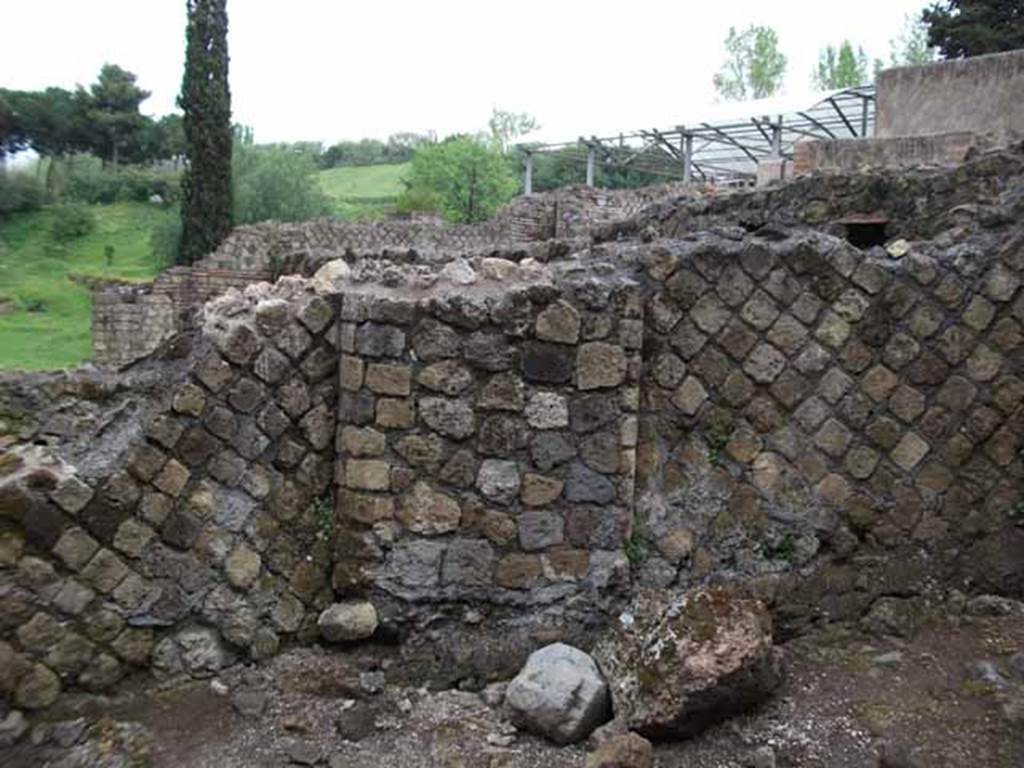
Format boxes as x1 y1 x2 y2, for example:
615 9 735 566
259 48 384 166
178 0 232 265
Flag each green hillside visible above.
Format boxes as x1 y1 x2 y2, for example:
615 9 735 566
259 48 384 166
317 163 408 220
0 203 170 371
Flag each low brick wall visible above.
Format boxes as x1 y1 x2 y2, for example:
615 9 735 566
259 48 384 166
93 268 271 369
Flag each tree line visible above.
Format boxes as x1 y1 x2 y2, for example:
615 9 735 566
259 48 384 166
713 1 1024 101
0 65 183 170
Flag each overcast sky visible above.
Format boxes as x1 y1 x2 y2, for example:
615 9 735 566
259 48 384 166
2 0 930 145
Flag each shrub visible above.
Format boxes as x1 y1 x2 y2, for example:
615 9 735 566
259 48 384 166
65 162 181 205
150 215 183 266
50 204 96 241
232 143 332 225
401 135 516 224
0 173 45 218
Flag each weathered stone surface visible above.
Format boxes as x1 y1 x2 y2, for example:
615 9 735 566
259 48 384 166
518 511 565 550
506 643 611 744
340 425 386 457
441 538 495 586
345 459 390 491
49 476 93 515
418 360 474 395
577 343 628 390
398 482 461 534
585 733 655 768
531 432 578 471
365 363 412 396
412 319 461 360
477 373 526 411
593 588 781 739
318 601 378 642
176 625 233 678
477 414 529 456
536 300 581 344
522 342 573 383
14 663 61 709
476 459 521 504
521 473 565 506
526 392 569 429
356 323 406 358
464 331 517 371
225 545 261 589
566 462 616 505
419 397 475 439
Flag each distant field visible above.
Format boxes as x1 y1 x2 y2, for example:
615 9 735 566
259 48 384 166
317 163 408 220
0 203 170 371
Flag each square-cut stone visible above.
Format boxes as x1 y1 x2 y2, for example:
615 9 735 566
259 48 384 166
814 311 850 348
339 355 365 392
49 476 93 515
743 343 787 384
936 375 977 411
888 385 926 423
740 290 780 330
377 398 414 429
966 345 1003 382
961 295 996 331
814 418 853 458
832 289 870 322
766 314 808 356
844 445 880 479
576 343 627 390
690 295 731 335
793 396 829 431
984 264 1021 302
890 432 930 471
671 376 707 416
365 363 412 396
153 459 190 498
818 367 854 404
861 365 899 402
907 303 945 339
53 527 100 571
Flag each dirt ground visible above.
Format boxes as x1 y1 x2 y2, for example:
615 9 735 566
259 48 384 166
5 595 1024 768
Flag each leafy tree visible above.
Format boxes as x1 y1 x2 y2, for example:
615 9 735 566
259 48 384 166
488 109 539 151
888 12 940 65
87 64 151 167
179 0 233 265
232 130 332 224
713 26 788 101
400 135 517 223
0 90 27 161
145 114 187 165
814 41 871 89
923 0 1024 58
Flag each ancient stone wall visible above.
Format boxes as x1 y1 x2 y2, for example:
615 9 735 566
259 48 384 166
6 149 1024 716
92 184 684 369
630 226 1024 630
1 279 339 709
328 275 640 620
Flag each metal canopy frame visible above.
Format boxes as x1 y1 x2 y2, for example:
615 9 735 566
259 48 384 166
518 85 875 190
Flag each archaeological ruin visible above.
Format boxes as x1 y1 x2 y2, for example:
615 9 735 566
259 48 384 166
1 52 1024 766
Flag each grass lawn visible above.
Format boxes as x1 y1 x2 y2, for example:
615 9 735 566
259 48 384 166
0 202 171 371
317 163 408 220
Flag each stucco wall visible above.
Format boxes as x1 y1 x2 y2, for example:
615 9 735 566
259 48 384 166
876 50 1024 139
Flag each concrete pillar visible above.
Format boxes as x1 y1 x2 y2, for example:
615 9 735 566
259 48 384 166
524 153 533 196
585 147 595 187
771 118 783 157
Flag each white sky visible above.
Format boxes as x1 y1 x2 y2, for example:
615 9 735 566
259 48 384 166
1 0 929 145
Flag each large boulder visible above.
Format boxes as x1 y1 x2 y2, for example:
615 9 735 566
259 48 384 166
506 642 611 744
593 587 781 740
